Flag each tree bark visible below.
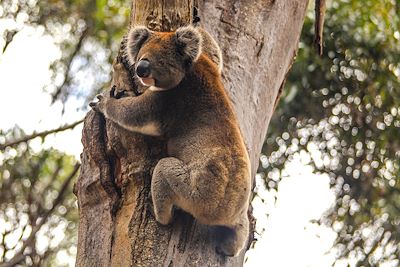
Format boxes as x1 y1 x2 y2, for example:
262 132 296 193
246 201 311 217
75 0 309 266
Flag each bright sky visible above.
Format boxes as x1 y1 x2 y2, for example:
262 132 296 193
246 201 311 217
0 26 344 267
245 162 337 267
0 26 85 158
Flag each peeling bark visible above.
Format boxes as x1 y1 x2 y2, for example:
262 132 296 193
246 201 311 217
75 0 309 266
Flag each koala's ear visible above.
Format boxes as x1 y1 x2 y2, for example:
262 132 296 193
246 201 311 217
126 26 152 65
175 26 202 64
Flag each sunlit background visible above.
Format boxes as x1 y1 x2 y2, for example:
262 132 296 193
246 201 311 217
1 0 399 266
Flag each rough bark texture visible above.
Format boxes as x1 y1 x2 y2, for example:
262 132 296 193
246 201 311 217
75 0 309 266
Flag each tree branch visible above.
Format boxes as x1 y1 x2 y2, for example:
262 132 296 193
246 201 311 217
0 119 84 151
1 30 18 55
0 163 80 267
51 27 89 103
34 157 64 217
314 0 326 56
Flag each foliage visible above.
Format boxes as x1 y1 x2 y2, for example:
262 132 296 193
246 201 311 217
0 128 79 266
1 0 130 103
263 0 400 265
0 1 129 266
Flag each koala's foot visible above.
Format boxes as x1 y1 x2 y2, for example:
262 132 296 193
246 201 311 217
152 159 177 225
153 199 174 225
215 212 249 257
216 245 236 257
215 226 239 257
151 157 195 226
151 179 174 225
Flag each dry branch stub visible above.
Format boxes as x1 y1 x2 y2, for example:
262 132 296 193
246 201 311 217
130 0 194 31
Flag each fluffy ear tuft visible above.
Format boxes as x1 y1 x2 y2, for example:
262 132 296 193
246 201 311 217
175 26 202 64
126 26 151 66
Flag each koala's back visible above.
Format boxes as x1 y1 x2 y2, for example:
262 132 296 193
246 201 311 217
164 55 242 156
160 55 251 222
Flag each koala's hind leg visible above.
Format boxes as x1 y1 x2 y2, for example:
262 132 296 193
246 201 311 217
152 157 249 256
151 157 191 225
215 210 249 257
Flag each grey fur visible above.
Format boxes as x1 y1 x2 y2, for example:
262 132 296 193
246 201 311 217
175 25 203 63
197 27 223 73
127 26 152 65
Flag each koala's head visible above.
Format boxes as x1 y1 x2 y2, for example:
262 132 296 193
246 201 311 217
126 26 203 90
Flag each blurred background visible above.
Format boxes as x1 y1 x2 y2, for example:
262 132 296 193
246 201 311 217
0 0 399 266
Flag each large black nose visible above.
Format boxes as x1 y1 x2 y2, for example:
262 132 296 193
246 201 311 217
136 59 151 78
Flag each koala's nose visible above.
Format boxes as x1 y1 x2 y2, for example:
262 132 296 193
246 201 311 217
136 59 151 78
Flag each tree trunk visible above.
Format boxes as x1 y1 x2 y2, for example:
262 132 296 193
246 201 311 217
75 0 309 266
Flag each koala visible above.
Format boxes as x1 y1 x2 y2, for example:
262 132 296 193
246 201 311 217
196 27 223 74
90 25 251 257
112 26 223 100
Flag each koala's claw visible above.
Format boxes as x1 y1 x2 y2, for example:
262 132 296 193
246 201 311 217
89 101 97 109
89 94 103 110
215 245 235 257
89 94 104 111
110 85 116 97
114 90 129 99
